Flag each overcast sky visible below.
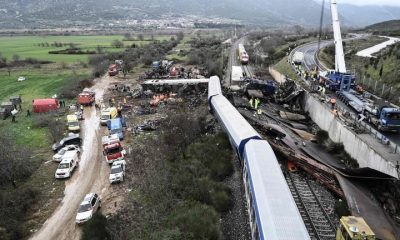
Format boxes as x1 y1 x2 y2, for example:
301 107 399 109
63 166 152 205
317 0 400 6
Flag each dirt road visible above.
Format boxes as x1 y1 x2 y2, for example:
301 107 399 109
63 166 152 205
31 75 121 240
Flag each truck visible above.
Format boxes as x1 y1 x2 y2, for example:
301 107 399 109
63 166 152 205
67 114 80 132
107 117 125 140
231 66 244 84
362 103 400 132
77 91 95 106
100 107 118 125
292 51 304 65
102 134 126 164
108 64 118 76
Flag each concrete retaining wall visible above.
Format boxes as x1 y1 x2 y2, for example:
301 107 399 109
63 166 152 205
302 93 399 178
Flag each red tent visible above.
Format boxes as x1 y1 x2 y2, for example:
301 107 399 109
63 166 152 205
32 99 59 113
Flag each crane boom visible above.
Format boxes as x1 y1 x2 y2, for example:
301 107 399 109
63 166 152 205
330 0 346 73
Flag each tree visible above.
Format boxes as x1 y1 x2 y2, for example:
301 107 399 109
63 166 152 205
111 40 124 48
379 64 384 78
123 32 131 40
122 61 133 78
138 34 144 41
96 45 104 54
12 54 20 62
177 31 184 41
81 213 110 240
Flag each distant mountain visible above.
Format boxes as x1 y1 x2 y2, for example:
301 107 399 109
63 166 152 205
362 20 400 36
0 0 399 29
338 4 400 27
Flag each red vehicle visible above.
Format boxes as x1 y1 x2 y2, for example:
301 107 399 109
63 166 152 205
32 99 59 113
108 64 118 77
102 134 125 164
77 91 95 106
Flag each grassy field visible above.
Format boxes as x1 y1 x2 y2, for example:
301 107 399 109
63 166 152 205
0 35 169 63
0 64 90 147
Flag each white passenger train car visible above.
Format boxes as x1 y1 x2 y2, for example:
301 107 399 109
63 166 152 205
208 76 310 240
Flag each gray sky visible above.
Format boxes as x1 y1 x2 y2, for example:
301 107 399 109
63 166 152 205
336 0 400 6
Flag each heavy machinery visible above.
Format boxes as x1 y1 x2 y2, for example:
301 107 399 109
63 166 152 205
336 216 375 240
321 0 400 132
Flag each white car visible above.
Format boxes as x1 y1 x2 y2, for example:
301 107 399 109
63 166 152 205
52 145 80 162
54 152 79 179
17 76 26 82
76 193 101 224
109 160 126 184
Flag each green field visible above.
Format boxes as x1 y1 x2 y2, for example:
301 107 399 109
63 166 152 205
0 65 90 147
0 35 162 63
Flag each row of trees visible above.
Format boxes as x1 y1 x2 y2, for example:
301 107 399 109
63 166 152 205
36 42 77 48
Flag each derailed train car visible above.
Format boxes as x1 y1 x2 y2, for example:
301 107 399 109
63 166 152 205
208 76 310 240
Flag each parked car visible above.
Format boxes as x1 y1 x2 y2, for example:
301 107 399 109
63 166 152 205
76 193 101 224
17 76 26 82
54 151 79 179
109 160 126 183
52 134 82 152
52 145 80 162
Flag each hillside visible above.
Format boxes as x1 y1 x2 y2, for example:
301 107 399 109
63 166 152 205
0 0 400 29
363 20 400 36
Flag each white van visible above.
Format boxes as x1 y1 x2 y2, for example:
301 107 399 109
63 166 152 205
55 150 79 179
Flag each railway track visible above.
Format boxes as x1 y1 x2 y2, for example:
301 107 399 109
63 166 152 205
242 65 252 78
285 172 336 240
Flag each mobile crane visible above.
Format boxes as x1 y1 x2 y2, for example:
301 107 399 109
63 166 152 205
320 0 400 132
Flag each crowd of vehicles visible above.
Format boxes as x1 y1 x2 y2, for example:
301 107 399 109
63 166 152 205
238 43 249 65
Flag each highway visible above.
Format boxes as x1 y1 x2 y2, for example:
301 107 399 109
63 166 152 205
293 39 400 146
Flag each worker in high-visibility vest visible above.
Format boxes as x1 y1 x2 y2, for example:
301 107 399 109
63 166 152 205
254 98 260 110
321 86 326 95
249 97 254 108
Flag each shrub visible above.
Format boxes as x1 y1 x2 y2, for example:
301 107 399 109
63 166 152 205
315 130 329 145
81 213 110 240
169 202 221 240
